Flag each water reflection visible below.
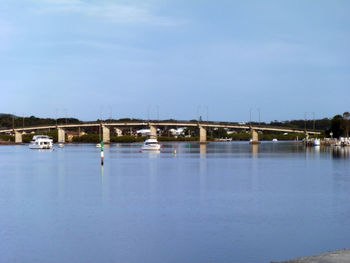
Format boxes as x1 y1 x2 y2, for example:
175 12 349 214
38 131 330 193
252 144 259 158
200 144 207 157
332 146 350 159
145 151 161 158
314 146 320 153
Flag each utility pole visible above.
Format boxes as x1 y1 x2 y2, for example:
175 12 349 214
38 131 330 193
312 112 315 131
249 108 252 127
258 108 261 125
55 109 58 126
156 105 159 121
206 106 208 123
197 105 201 122
304 112 307 132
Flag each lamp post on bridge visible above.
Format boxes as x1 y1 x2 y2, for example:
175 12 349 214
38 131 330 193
249 108 252 127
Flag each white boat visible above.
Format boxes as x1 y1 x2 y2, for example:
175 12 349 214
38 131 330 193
272 138 278 142
314 138 321 146
58 143 64 148
142 138 161 151
96 143 101 148
215 138 232 142
29 135 53 149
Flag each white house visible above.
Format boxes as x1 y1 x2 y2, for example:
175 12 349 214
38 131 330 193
136 128 161 136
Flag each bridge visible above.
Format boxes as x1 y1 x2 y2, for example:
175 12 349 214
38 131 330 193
0 121 321 144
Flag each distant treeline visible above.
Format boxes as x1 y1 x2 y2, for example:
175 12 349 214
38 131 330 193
0 113 332 130
250 112 349 138
0 114 80 129
0 131 58 143
260 118 331 131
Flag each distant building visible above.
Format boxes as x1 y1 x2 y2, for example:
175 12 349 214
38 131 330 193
136 129 151 136
137 128 160 136
169 127 186 137
114 128 123 136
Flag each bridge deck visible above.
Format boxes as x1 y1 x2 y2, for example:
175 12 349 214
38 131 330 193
0 122 321 135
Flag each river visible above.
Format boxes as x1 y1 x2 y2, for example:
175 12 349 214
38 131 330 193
0 142 349 263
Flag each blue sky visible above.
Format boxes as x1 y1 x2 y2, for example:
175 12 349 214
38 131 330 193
1 0 349 122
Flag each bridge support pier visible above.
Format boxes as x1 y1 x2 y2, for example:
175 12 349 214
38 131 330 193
150 125 157 138
102 125 110 143
15 131 22 144
58 128 65 143
250 129 260 144
199 126 207 144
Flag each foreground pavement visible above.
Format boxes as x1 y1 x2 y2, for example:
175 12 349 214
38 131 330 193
272 249 350 263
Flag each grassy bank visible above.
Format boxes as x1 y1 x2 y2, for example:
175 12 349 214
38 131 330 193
0 134 14 142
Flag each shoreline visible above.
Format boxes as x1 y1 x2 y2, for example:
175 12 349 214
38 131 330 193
0 141 19 145
272 249 350 263
0 140 304 145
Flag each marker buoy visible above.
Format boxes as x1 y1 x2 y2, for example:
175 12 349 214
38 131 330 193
139 150 142 153
101 140 104 166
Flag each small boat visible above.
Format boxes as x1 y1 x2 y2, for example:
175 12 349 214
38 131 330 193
314 138 321 146
215 138 232 142
142 138 161 151
58 143 64 148
272 138 278 142
96 143 101 148
29 135 53 149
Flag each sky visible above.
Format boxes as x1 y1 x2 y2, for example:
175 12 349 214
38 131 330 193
0 0 349 122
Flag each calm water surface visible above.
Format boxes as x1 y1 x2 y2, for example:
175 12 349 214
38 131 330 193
0 142 349 263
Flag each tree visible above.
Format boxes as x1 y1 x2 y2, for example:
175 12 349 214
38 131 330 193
213 128 228 138
330 115 344 138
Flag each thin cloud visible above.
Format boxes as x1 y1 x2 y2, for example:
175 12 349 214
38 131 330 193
32 0 185 26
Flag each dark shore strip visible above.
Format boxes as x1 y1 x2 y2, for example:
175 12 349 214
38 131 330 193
0 141 17 145
272 249 350 263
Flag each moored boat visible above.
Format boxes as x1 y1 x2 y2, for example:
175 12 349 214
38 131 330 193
215 138 232 142
29 135 53 149
314 138 321 146
142 138 161 151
